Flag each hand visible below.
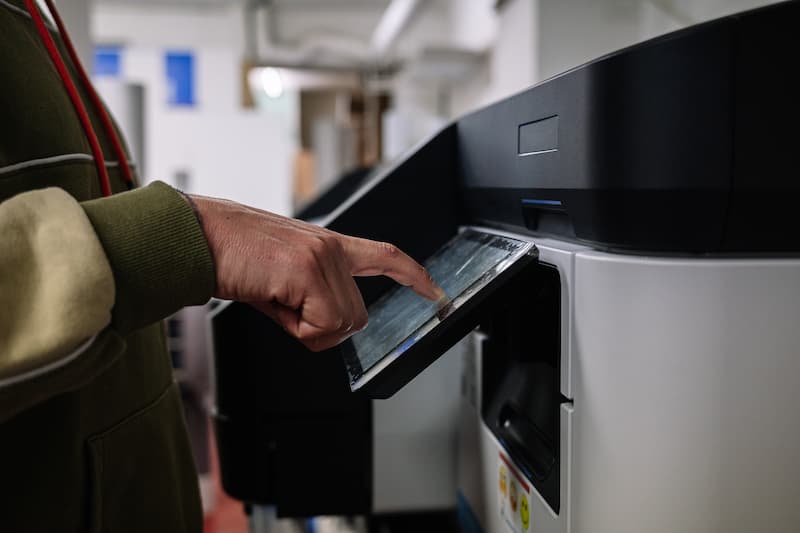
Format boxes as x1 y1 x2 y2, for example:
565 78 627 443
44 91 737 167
189 194 444 351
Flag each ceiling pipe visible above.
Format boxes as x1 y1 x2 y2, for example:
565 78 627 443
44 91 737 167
243 0 262 63
243 0 421 75
246 0 381 70
370 0 422 55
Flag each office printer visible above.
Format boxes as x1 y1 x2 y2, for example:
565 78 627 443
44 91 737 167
211 2 800 532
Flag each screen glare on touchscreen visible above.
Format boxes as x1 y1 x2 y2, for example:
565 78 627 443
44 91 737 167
343 231 531 386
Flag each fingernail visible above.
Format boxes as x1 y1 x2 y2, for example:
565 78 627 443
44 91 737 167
434 285 447 299
436 294 453 321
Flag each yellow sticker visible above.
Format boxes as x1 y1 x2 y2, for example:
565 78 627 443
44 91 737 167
520 493 530 530
499 465 508 497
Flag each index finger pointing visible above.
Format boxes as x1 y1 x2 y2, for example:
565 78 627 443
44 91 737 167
341 236 445 301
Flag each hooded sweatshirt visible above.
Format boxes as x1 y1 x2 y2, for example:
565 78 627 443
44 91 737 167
1 1 216 530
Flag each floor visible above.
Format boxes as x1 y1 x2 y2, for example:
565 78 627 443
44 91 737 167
203 431 249 533
198 429 459 533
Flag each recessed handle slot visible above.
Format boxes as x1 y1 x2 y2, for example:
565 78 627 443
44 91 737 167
497 403 556 482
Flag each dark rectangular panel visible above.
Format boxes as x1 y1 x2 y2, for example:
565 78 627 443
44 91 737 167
518 116 558 156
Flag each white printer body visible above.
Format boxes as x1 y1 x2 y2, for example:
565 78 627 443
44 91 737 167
457 237 800 533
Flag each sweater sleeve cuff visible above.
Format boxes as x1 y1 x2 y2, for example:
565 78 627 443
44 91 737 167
81 181 216 334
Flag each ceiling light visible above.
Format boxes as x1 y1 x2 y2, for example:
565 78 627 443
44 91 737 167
249 67 284 98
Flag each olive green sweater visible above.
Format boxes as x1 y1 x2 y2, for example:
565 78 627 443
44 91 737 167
1 2 216 531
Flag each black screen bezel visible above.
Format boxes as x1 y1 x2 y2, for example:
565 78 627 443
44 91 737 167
340 229 538 398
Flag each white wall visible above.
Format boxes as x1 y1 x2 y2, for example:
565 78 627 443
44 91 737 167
92 3 294 216
93 3 245 50
450 0 539 118
449 0 782 119
449 0 497 52
538 0 780 82
538 0 643 81
379 1 455 160
452 0 640 118
381 0 539 158
47 0 92 67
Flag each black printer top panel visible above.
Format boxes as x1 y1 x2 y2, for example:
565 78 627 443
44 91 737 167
457 0 800 253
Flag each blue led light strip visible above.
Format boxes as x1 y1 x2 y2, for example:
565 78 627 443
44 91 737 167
521 198 562 206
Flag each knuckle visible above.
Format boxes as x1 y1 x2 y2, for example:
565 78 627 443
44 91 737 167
298 331 324 351
308 236 328 255
380 242 400 258
314 233 340 254
322 233 343 252
334 315 345 330
296 329 314 341
315 313 343 333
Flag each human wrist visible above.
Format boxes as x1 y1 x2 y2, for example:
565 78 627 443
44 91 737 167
177 190 205 229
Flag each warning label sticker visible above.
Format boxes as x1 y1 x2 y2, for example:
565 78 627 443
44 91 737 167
498 452 532 533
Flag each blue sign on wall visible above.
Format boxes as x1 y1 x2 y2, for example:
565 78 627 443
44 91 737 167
94 45 121 77
165 51 196 107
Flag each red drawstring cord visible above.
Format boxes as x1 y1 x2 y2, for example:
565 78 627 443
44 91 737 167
24 0 112 196
41 0 135 190
24 0 135 196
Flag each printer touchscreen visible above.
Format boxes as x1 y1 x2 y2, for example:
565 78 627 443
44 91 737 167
342 229 536 395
